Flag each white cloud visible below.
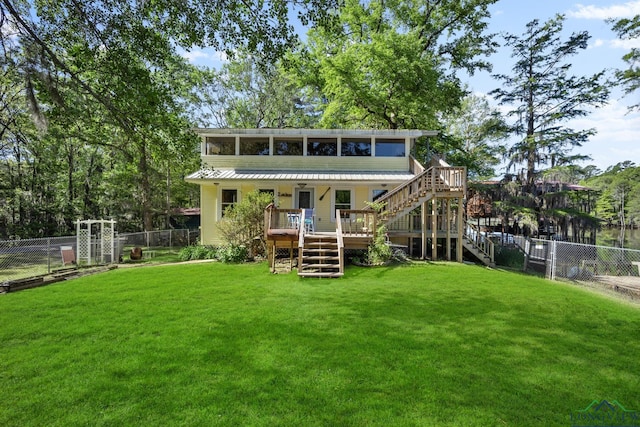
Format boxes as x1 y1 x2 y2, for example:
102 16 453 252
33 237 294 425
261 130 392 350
179 48 228 65
610 37 640 49
568 1 640 20
570 100 640 170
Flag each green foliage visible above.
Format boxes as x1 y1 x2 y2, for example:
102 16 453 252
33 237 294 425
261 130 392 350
494 246 525 269
217 244 249 263
610 15 640 111
441 92 508 179
216 190 274 257
584 162 640 227
366 224 392 265
178 245 217 261
491 14 610 188
292 0 497 131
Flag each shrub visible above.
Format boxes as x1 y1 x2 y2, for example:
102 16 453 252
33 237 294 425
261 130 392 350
216 190 274 258
217 245 248 263
178 245 217 262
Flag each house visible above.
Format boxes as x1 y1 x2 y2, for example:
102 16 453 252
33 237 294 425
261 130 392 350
186 128 476 276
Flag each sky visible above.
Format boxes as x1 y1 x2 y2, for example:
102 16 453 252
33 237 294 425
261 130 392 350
468 0 640 175
180 0 640 175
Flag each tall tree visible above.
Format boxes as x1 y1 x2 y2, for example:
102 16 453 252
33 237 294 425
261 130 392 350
611 15 640 111
491 14 610 190
293 0 498 132
440 93 508 180
0 0 337 233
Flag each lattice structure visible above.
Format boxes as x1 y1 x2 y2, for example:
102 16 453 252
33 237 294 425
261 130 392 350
76 220 116 265
77 229 90 265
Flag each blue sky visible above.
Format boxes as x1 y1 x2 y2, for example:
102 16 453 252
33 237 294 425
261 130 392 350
468 1 640 174
180 0 640 174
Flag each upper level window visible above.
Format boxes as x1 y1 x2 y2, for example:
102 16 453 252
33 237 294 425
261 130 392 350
240 137 269 155
274 138 303 155
307 138 337 156
206 137 235 155
375 139 405 157
341 138 371 156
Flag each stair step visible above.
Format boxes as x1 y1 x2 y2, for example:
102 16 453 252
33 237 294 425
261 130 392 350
303 256 341 261
298 272 344 278
301 262 340 268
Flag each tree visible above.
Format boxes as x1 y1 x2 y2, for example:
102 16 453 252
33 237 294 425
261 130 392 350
205 55 319 129
440 93 508 179
611 15 640 111
491 15 610 190
292 0 498 131
0 0 339 233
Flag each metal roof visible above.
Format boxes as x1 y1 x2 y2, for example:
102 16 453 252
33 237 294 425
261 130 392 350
191 128 437 138
185 169 415 182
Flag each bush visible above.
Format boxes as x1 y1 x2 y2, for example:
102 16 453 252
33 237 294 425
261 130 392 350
178 245 217 262
217 245 248 263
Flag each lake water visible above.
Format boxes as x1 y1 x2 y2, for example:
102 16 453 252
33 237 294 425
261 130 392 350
597 228 640 250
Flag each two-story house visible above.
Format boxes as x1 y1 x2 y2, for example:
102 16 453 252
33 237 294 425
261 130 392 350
186 128 476 276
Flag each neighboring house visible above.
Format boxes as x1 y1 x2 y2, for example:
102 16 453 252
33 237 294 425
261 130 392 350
186 128 475 276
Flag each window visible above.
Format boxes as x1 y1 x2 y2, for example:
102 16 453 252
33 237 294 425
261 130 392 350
206 137 235 155
341 138 371 156
375 139 405 157
258 189 275 203
372 189 388 201
274 138 303 155
240 137 270 155
335 189 352 219
307 138 337 156
221 189 237 216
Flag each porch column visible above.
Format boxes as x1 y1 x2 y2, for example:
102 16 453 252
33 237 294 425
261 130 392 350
446 198 451 261
421 201 428 259
431 198 437 260
457 196 464 262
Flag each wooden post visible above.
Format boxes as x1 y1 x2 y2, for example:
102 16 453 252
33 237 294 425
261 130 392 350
446 198 451 261
431 198 438 260
421 201 428 259
457 196 464 262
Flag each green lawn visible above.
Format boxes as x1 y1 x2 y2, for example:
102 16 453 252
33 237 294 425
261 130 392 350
1 262 639 426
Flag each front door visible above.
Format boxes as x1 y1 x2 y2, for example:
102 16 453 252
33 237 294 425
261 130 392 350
296 188 314 209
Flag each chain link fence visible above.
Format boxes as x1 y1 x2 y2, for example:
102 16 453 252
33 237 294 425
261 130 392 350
1 229 198 282
517 237 640 296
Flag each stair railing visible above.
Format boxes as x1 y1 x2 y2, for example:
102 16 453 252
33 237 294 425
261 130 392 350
335 210 345 275
464 222 495 263
373 166 466 218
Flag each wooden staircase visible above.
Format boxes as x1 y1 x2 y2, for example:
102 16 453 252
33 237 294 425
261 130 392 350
462 224 495 267
376 163 466 225
298 233 344 278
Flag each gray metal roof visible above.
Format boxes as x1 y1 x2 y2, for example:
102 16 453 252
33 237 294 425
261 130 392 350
192 128 437 138
185 169 415 182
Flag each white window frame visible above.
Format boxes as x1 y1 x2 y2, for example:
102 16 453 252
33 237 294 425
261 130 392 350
331 188 354 222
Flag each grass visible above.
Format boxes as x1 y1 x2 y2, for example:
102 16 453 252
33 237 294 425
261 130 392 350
1 262 639 426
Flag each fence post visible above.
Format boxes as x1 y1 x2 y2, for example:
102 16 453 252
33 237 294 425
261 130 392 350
47 238 51 274
169 230 172 249
550 240 557 281
146 231 150 248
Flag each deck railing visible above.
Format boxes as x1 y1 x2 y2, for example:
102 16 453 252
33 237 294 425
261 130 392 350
264 207 301 232
464 223 495 263
335 210 345 275
338 210 377 236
